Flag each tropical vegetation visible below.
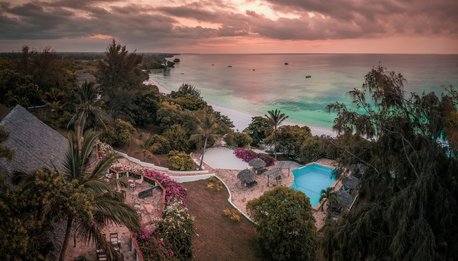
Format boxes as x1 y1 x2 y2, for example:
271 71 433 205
323 66 458 260
247 186 317 261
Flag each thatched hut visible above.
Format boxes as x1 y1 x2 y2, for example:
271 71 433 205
0 105 69 260
0 105 69 176
330 190 353 213
249 158 266 174
342 175 360 192
275 160 301 176
237 169 257 187
265 168 282 186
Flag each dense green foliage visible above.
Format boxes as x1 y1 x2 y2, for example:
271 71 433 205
164 124 190 152
167 151 196 171
190 109 220 169
323 66 458 260
0 46 75 111
68 81 107 129
247 186 317 261
158 200 195 260
0 170 66 260
264 109 289 159
244 116 271 146
0 126 13 161
224 131 253 147
101 118 136 147
273 125 311 157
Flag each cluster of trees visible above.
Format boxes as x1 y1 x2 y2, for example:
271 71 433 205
321 66 458 260
246 66 458 260
0 41 237 170
0 125 140 260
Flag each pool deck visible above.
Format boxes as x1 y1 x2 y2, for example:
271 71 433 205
193 151 340 231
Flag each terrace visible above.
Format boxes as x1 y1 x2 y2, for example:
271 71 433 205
64 170 164 261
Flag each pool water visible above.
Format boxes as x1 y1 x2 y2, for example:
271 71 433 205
291 164 336 206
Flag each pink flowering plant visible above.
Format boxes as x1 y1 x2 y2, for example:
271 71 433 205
144 170 187 205
234 148 275 167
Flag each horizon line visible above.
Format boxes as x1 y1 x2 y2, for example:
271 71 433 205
0 51 457 55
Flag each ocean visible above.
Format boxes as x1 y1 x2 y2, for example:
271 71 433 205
148 54 458 134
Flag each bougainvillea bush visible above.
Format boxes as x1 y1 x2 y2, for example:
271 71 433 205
137 228 174 260
159 200 195 260
234 148 275 167
144 170 187 205
234 148 258 163
138 171 195 260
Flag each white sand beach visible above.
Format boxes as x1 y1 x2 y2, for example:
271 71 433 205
146 78 336 137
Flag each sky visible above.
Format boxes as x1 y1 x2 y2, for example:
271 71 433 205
0 0 457 53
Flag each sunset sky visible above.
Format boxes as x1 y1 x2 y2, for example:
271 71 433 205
0 0 457 53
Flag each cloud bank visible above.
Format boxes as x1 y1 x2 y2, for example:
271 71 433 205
0 0 457 53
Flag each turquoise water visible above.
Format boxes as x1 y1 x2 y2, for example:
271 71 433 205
291 164 336 206
151 54 458 131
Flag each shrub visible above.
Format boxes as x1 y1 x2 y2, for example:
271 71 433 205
223 208 241 222
234 148 258 163
159 200 195 260
257 153 275 167
234 148 276 167
225 132 253 148
101 119 135 147
147 134 171 154
207 177 223 192
247 186 317 261
144 170 187 204
163 124 190 152
167 151 196 171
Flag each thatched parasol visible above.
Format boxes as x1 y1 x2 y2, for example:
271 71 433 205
275 160 301 176
336 190 353 208
237 169 257 187
249 158 266 169
265 168 282 186
342 175 360 191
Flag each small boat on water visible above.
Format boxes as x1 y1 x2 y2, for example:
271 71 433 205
305 75 311 79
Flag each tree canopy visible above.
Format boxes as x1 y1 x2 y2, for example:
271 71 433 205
324 66 458 260
247 186 317 261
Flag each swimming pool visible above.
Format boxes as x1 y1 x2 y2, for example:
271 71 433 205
291 164 336 206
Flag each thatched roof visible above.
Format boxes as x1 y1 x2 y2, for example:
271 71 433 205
265 168 282 179
336 190 353 207
249 158 266 169
0 105 69 175
237 169 256 184
275 160 301 170
342 175 360 190
350 163 368 178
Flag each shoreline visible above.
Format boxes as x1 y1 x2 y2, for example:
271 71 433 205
146 77 336 137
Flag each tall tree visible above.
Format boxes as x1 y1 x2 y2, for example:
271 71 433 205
68 81 108 130
97 40 147 119
55 126 140 261
264 109 289 159
247 186 317 261
191 109 220 170
324 66 458 260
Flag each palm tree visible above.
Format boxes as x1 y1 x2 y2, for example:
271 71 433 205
68 81 108 130
264 109 288 159
319 187 337 212
191 110 220 170
55 126 140 261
